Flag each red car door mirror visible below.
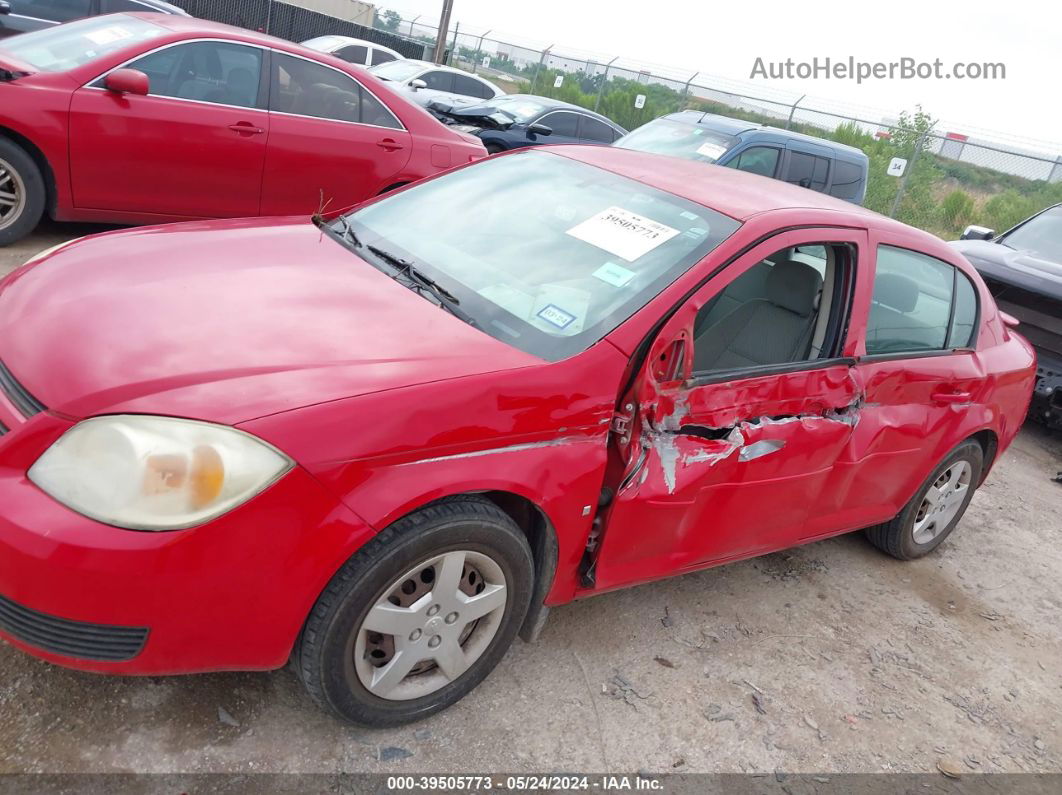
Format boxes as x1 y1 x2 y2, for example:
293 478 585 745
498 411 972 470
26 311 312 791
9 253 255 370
104 69 150 96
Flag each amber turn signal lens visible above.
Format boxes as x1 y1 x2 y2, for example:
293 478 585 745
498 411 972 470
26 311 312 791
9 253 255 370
190 445 225 509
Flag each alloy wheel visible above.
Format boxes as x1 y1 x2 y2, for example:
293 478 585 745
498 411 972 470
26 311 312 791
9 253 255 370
348 549 508 701
0 157 26 232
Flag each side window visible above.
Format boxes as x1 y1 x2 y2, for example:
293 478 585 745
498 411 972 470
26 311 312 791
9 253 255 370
539 111 579 137
30 0 90 22
270 53 401 129
370 49 397 66
335 44 368 65
579 116 616 143
784 151 830 191
727 146 780 178
865 246 977 354
124 42 263 109
420 70 454 91
692 243 849 375
452 73 492 99
829 160 864 202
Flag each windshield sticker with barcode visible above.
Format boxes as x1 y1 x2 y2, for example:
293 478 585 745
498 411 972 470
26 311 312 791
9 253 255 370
592 261 637 288
566 206 680 262
695 141 728 160
84 26 134 46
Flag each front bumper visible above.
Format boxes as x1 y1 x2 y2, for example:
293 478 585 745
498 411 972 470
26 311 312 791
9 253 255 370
1030 348 1062 429
0 419 376 674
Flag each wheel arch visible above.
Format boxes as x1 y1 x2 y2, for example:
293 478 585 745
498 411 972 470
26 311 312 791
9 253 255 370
968 428 999 486
0 125 57 217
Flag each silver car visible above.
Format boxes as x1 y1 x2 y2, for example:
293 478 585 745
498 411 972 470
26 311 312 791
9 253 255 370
370 59 503 111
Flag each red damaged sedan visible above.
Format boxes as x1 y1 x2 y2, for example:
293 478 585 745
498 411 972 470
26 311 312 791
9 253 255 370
0 147 1035 725
0 13 485 245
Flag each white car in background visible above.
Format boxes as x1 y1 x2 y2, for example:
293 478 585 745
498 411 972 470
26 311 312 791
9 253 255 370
300 35 403 67
370 59 504 110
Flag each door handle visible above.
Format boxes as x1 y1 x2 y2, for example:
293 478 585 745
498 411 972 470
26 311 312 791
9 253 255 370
932 390 971 405
228 122 264 135
376 138 405 151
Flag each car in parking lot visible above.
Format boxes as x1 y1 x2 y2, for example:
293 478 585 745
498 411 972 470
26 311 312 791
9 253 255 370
369 58 503 110
429 94 627 153
0 0 187 39
0 13 486 245
0 147 1034 726
616 111 869 204
300 34 402 68
950 204 1062 428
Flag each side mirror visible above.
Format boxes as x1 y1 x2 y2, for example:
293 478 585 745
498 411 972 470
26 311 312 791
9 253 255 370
409 78 427 90
528 123 552 137
960 224 995 241
0 2 11 15
104 68 149 96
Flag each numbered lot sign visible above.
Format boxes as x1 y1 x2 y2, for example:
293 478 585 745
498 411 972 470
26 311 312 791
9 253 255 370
635 94 646 109
554 75 564 88
887 157 908 177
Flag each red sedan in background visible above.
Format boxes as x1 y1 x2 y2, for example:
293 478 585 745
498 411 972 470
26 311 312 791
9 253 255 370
0 13 486 244
0 148 1036 726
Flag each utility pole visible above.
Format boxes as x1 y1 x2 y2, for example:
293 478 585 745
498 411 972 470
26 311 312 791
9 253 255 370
432 0 455 65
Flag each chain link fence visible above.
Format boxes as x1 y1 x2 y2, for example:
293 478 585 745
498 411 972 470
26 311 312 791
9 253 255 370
374 11 1062 241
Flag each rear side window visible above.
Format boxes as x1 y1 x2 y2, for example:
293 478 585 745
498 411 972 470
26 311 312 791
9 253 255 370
420 70 454 91
865 246 979 355
785 151 830 191
728 146 780 178
271 52 401 129
336 44 368 64
579 116 617 143
829 160 865 202
453 73 492 99
370 48 397 66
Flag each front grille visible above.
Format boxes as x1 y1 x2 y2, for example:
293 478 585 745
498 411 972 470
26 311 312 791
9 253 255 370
0 359 44 418
0 592 148 662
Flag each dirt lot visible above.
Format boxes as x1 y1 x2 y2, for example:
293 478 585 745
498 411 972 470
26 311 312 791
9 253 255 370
1 224 1061 775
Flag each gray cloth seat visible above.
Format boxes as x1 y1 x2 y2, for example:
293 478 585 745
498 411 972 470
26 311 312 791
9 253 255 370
693 259 823 373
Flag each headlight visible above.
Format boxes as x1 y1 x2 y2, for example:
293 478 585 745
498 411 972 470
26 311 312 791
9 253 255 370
450 124 483 133
28 416 293 531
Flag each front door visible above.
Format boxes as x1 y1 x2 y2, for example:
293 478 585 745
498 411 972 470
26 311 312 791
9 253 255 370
69 40 269 218
260 52 411 216
590 228 868 592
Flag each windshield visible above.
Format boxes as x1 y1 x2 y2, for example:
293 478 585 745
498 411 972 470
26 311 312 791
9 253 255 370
343 151 740 361
488 97 548 123
371 60 423 82
0 15 165 72
301 36 346 51
1001 206 1062 263
615 118 737 163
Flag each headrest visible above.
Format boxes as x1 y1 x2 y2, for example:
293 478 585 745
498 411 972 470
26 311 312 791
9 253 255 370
873 272 919 313
766 260 823 317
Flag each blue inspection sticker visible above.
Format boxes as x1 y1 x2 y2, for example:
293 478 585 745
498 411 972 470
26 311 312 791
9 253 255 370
536 303 577 330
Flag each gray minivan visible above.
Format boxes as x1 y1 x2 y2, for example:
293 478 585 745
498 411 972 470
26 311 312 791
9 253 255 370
615 111 869 204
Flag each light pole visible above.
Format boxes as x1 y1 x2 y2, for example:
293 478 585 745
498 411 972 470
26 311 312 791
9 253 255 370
432 0 455 65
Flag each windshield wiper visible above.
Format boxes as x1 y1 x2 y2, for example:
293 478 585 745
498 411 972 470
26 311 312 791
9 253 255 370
365 245 476 327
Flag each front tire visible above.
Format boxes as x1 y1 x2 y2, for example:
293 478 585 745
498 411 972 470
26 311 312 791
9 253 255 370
0 138 46 247
296 497 534 726
865 440 983 560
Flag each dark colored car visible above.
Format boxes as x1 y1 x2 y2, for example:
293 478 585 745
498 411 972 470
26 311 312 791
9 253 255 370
0 0 187 38
615 111 869 204
950 204 1062 428
429 94 627 154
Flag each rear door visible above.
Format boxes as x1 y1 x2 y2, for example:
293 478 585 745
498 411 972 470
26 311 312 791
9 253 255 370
68 39 268 217
781 144 832 193
260 51 411 216
806 234 986 538
576 114 621 145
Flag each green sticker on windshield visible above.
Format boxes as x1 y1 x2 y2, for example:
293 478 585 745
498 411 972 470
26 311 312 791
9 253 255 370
592 261 637 288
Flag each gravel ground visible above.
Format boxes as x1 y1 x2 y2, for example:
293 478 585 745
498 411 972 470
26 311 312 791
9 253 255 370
1 224 1061 775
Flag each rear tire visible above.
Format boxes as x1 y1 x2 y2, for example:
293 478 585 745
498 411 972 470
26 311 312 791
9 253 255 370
0 138 46 247
864 440 983 560
296 497 534 726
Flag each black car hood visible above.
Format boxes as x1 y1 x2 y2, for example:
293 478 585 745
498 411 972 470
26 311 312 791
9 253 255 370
428 100 515 130
949 239 1062 301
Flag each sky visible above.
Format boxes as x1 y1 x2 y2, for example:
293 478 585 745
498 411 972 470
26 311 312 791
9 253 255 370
377 0 1062 154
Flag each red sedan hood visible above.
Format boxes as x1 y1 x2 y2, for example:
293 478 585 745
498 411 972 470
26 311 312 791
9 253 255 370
0 218 536 425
